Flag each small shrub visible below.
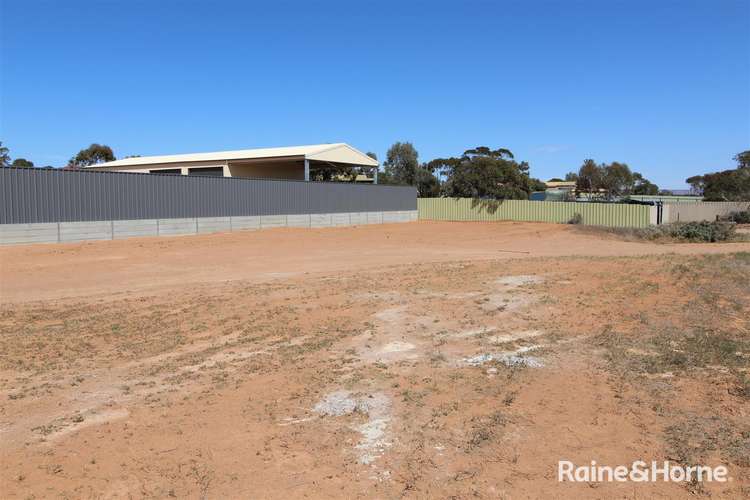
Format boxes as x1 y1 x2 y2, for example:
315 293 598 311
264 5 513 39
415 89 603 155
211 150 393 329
730 210 750 224
668 221 736 242
575 220 740 242
629 226 671 240
730 374 750 400
568 213 583 225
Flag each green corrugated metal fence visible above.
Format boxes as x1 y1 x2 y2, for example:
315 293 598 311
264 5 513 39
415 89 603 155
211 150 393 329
418 198 651 228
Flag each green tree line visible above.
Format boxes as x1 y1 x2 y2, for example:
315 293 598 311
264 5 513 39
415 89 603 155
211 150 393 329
0 141 116 169
686 150 750 201
377 142 545 199
564 160 660 200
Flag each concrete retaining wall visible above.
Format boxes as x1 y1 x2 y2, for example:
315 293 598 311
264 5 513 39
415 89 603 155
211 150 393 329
310 214 332 227
287 214 311 228
156 218 196 236
349 213 367 225
231 216 260 231
113 219 158 239
59 221 113 242
332 213 350 226
0 210 418 245
0 223 59 245
197 217 232 234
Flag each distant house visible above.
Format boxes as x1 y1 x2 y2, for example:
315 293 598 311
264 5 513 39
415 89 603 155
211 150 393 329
86 143 379 183
530 180 577 201
665 189 700 196
545 180 577 192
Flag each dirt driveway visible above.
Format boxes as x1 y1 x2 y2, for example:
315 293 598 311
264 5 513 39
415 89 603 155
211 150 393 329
1 221 747 302
1 222 748 498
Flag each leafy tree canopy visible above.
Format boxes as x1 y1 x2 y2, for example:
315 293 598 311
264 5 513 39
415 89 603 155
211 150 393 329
575 159 659 199
11 158 34 168
631 172 659 195
686 150 750 201
528 177 547 192
383 142 419 186
377 142 441 195
687 170 750 201
69 143 115 167
427 147 541 200
0 141 10 167
415 167 440 197
733 150 750 169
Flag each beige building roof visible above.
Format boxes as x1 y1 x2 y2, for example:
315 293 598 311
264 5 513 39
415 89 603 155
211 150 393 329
545 181 577 189
87 143 378 168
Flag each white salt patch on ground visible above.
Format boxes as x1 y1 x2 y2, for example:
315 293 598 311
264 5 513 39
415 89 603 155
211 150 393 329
354 392 393 464
278 416 316 426
487 330 543 344
179 349 267 373
356 417 391 465
464 345 545 368
465 353 544 368
500 355 544 368
355 307 423 363
357 392 390 414
373 306 407 324
359 341 421 363
314 390 357 416
480 293 530 312
495 275 544 287
379 341 416 353
314 391 393 465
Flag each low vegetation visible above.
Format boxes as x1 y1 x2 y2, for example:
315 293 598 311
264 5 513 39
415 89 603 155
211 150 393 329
594 253 750 480
3 228 749 497
730 210 750 224
560 253 750 495
580 221 744 243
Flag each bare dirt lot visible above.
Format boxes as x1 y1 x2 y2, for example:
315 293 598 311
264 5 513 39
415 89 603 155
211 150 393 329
1 221 749 498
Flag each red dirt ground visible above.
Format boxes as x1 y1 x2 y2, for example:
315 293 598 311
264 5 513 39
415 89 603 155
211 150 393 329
1 221 747 303
1 221 749 498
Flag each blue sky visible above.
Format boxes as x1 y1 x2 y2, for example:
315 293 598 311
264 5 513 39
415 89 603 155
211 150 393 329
1 0 748 188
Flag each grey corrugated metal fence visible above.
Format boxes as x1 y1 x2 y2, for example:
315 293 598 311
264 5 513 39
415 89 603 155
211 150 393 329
664 201 750 223
0 168 417 224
